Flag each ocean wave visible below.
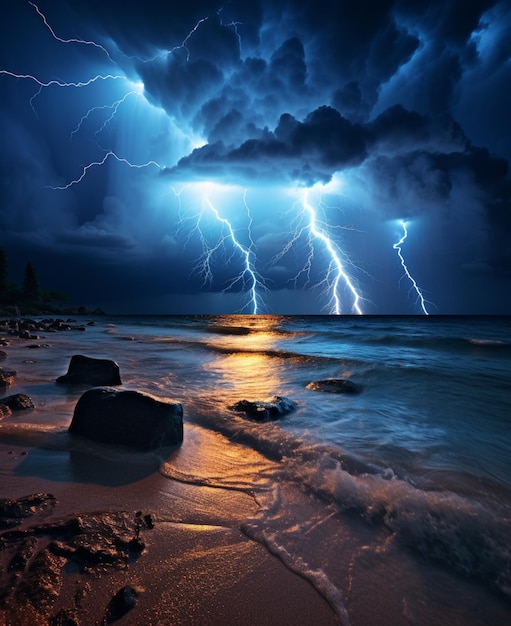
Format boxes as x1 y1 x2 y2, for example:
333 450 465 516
363 333 511 354
150 335 371 370
190 407 511 599
286 450 511 599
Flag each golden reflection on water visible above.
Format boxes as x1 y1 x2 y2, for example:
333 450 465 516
203 315 289 403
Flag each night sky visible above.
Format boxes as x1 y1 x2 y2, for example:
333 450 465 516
1 0 510 314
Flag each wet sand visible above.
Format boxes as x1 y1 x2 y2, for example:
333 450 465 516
0 436 339 626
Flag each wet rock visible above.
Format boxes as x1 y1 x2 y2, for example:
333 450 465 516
1 317 88 338
0 349 8 359
0 493 56 529
8 536 38 573
230 396 297 421
0 393 35 411
105 585 139 623
1 498 154 624
15 548 65 613
0 368 16 388
69 388 183 450
306 379 362 394
56 355 122 386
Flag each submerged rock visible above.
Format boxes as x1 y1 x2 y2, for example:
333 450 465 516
56 354 121 386
0 393 35 412
306 379 361 394
69 387 183 450
0 368 16 388
230 396 297 421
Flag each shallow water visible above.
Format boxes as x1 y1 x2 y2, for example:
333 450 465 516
1 314 510 624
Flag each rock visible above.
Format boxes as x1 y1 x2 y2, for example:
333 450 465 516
0 504 151 624
306 379 361 394
0 393 35 411
0 368 16 388
105 585 139 623
69 388 183 450
1 317 88 337
0 349 8 359
229 396 297 421
56 355 121 386
0 493 57 529
15 548 65 613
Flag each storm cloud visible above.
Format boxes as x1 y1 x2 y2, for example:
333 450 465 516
0 0 509 313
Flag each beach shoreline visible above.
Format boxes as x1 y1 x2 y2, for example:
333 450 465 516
0 321 341 625
0 438 339 626
1 317 511 625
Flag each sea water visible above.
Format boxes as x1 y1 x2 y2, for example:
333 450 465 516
1 315 510 624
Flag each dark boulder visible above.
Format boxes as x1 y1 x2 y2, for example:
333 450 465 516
56 354 121 386
306 379 361 394
69 388 183 450
230 396 297 421
1 393 35 411
0 349 8 359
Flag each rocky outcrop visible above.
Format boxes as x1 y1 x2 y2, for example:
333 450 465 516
56 355 122 386
306 379 361 394
69 388 183 450
0 497 152 624
0 317 89 339
229 396 297 421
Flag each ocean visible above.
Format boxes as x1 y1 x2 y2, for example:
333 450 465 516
1 314 510 624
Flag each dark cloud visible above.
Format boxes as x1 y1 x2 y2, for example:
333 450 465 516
0 0 510 312
167 106 367 185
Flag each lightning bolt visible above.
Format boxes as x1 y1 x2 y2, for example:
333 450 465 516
272 188 363 314
47 150 163 190
301 191 363 314
29 1 114 63
393 220 430 315
70 82 145 140
2 2 372 316
173 185 266 313
0 70 126 90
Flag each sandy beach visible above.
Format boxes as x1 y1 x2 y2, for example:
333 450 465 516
0 409 338 625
